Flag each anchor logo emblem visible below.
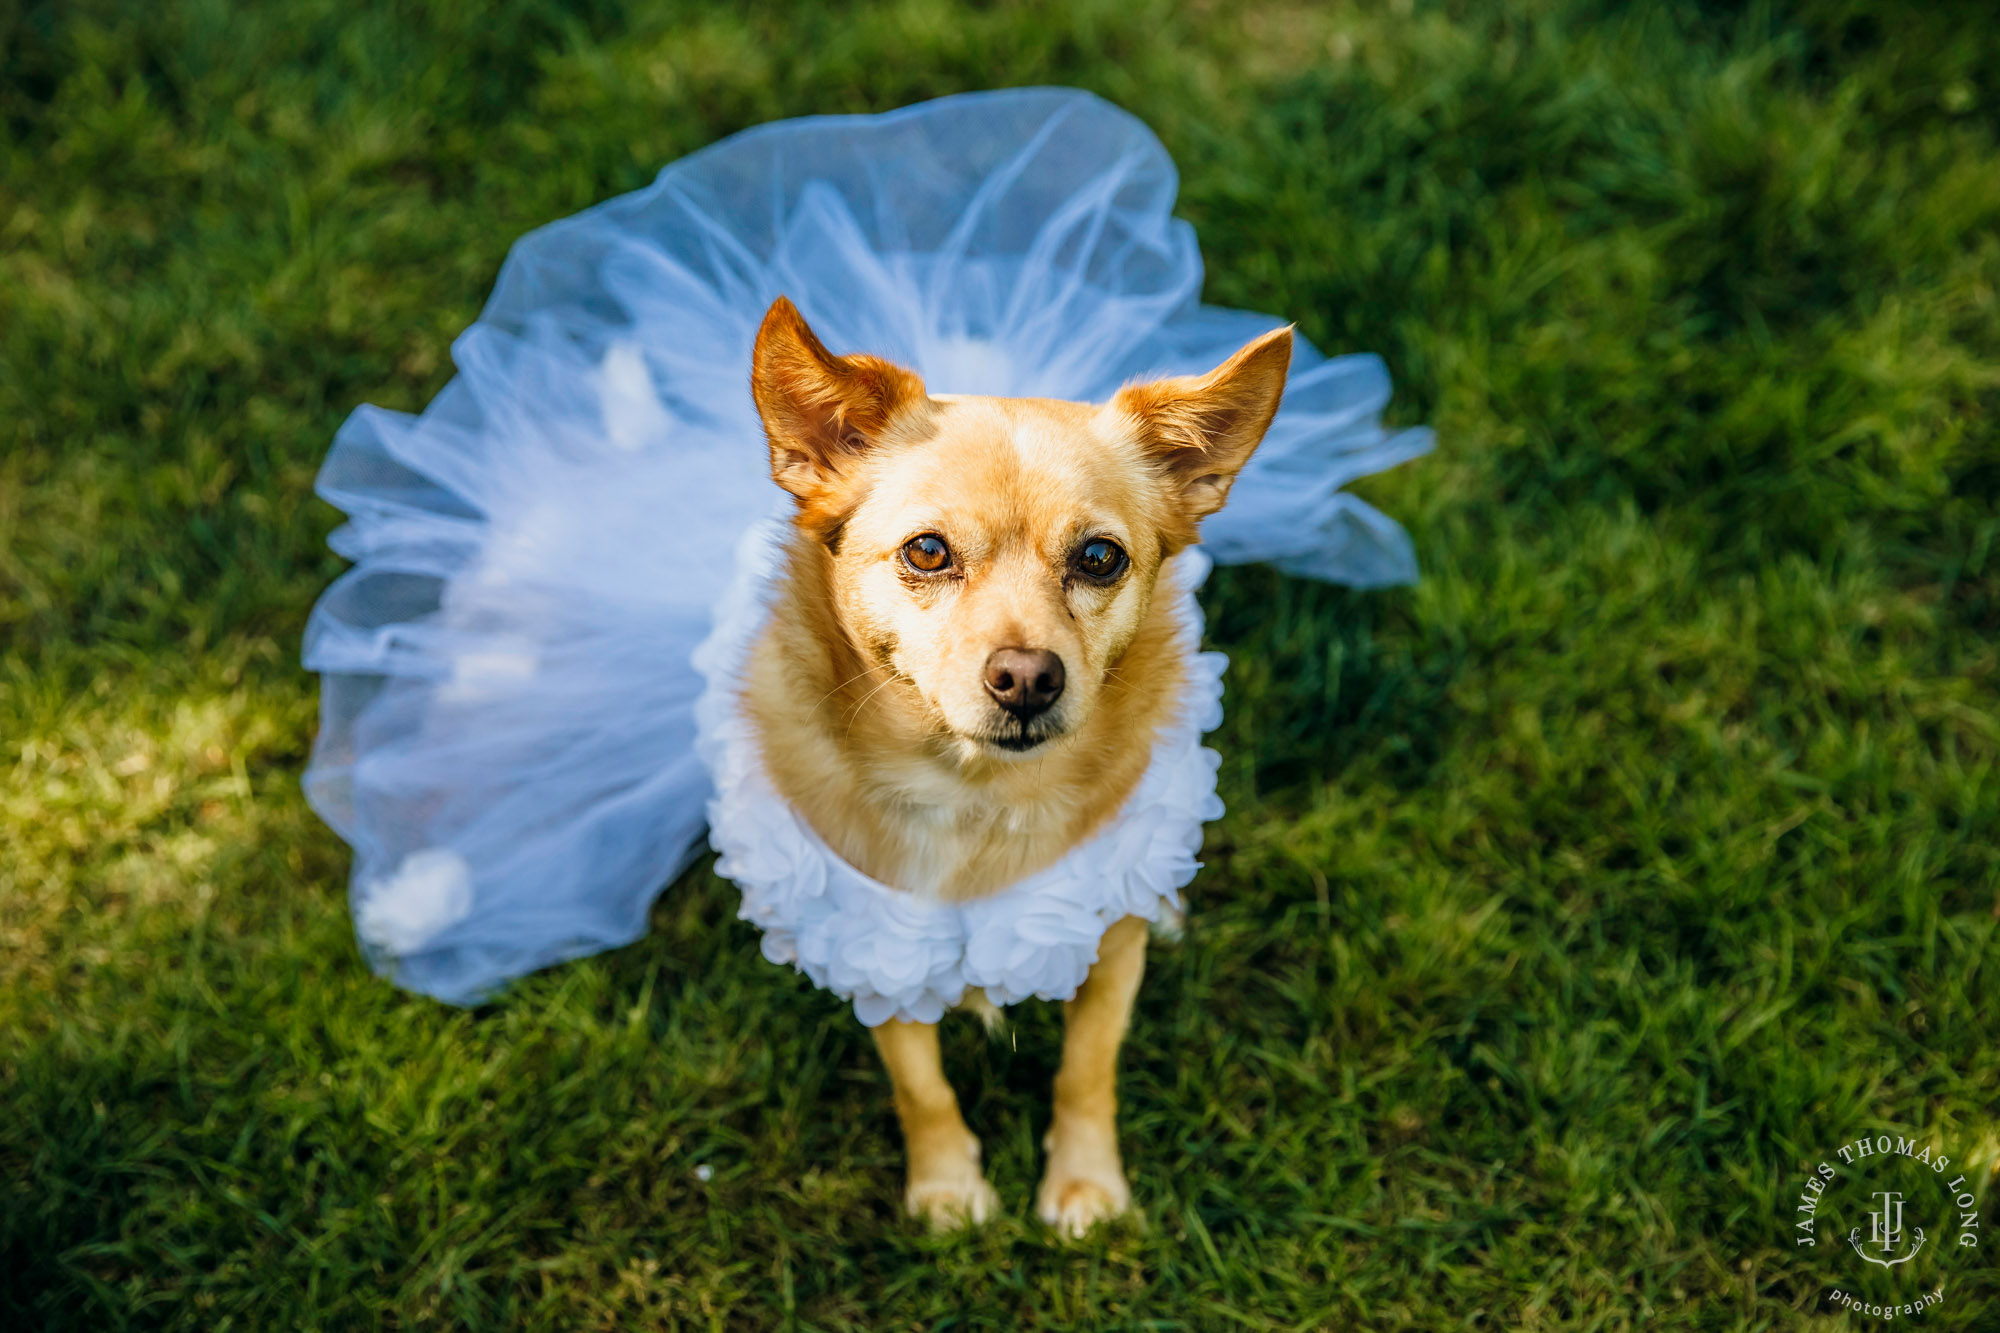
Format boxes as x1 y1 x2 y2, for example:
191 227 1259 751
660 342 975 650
1848 1190 1926 1268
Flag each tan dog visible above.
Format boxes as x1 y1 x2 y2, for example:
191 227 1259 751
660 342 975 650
744 296 1290 1234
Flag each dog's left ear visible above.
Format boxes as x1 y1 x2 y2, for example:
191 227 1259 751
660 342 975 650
1111 326 1293 527
751 296 929 509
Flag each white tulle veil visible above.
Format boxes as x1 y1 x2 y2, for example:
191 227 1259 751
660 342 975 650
303 88 1431 1007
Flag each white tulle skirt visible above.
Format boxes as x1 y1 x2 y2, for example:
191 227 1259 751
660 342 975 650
303 88 1432 1007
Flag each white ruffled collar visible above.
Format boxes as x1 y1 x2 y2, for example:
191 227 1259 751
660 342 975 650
691 520 1227 1026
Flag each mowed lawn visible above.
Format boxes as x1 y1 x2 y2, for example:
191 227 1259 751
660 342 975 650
4 0 1997 1328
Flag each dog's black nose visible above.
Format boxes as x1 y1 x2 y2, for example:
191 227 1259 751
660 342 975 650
983 648 1065 719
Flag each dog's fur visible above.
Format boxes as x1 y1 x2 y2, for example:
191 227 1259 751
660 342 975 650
745 296 1290 1233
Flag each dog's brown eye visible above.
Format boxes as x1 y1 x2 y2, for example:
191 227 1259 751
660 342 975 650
1076 538 1127 581
902 533 952 574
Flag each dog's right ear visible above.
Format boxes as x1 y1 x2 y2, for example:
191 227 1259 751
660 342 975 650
750 296 928 510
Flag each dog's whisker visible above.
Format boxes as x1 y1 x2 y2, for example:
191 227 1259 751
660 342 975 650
841 672 904 733
811 664 885 717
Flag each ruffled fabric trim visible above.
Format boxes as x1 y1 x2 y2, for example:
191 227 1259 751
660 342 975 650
693 521 1226 1026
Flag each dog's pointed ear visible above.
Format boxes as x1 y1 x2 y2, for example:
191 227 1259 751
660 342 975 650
1111 326 1293 527
751 296 928 506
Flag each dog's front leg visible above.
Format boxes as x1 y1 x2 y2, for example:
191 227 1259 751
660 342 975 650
1038 913 1147 1236
871 1018 998 1228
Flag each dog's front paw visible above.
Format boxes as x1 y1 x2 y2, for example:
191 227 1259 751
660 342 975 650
1037 1173 1130 1238
904 1129 999 1230
1036 1118 1133 1238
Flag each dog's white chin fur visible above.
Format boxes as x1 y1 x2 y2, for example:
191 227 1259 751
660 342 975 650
949 725 1071 763
928 700 1077 761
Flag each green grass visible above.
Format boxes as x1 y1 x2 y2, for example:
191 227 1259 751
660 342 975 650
3 0 1997 1327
